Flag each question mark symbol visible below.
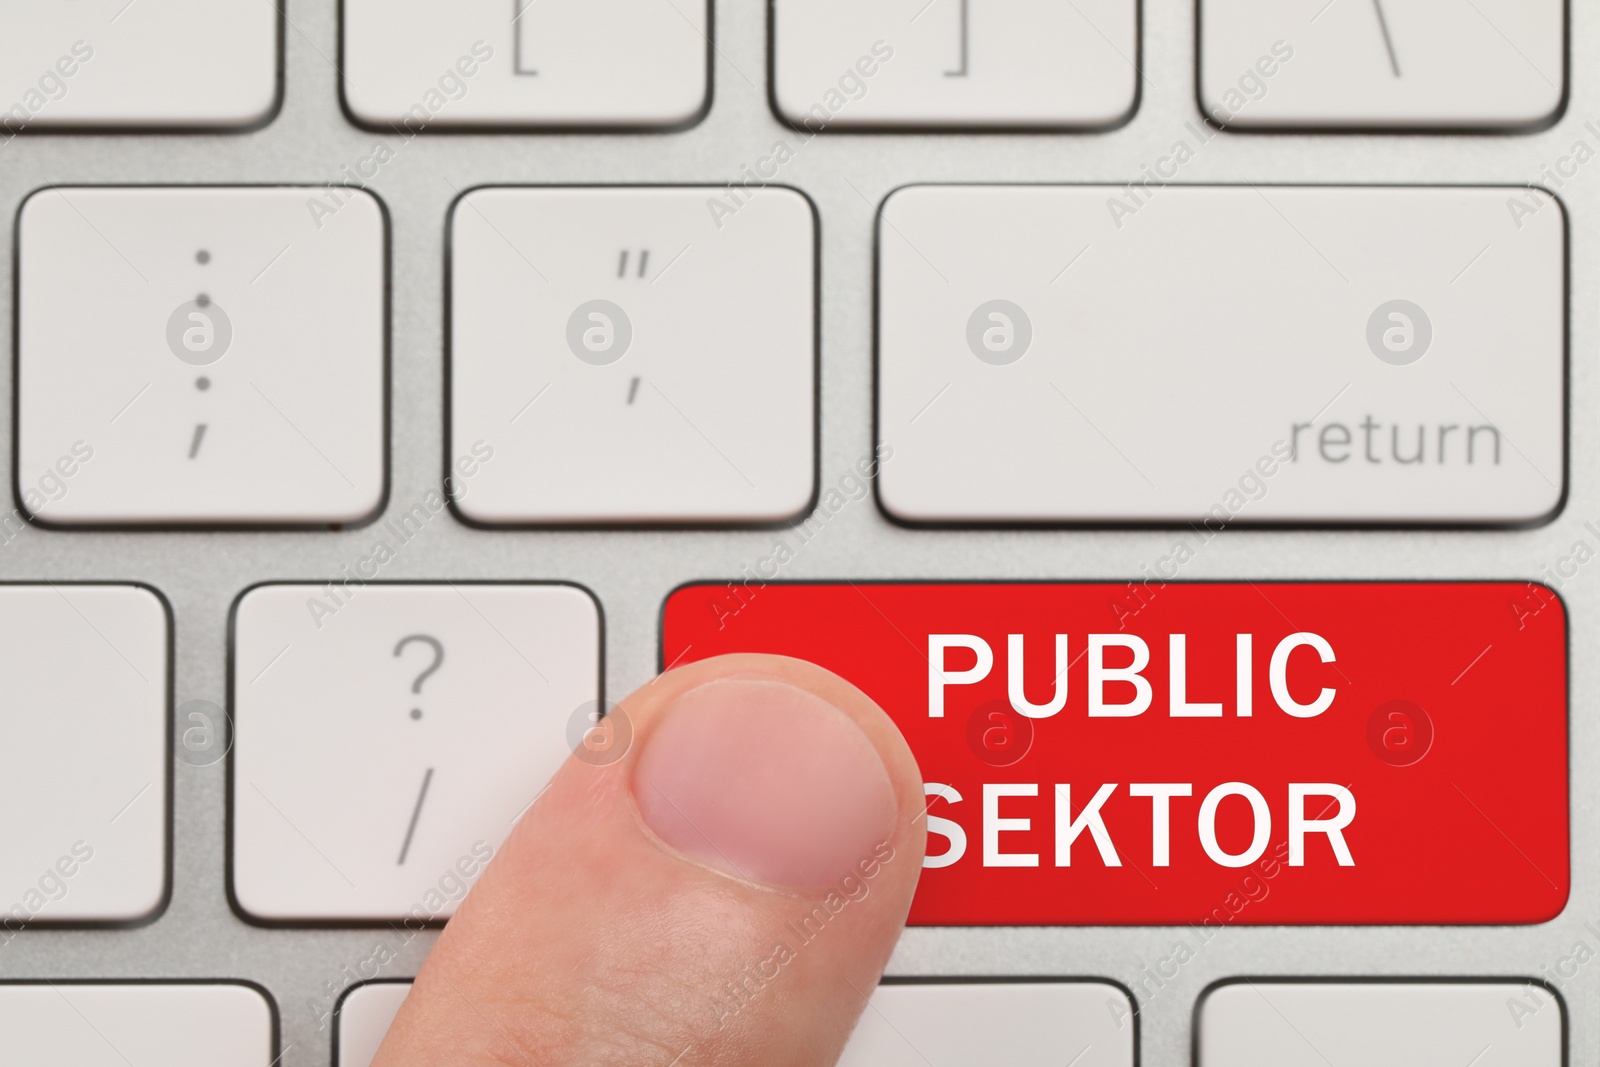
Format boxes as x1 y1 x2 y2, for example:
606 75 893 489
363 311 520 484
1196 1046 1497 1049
394 634 444 721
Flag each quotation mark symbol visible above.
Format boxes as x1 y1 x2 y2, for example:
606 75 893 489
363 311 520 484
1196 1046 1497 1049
166 295 233 366
1365 299 1432 366
566 299 633 366
966 300 1033 365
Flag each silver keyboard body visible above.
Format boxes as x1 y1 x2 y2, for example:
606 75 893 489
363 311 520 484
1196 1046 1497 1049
0 2 1593 1063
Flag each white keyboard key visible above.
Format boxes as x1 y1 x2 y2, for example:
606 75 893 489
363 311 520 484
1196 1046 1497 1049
839 981 1134 1067
450 187 816 525
877 185 1564 525
336 979 1133 1067
0 585 167 928
17 187 387 526
231 583 599 921
0 1 278 130
1198 980 1563 1066
342 0 708 129
337 981 413 1067
773 0 1137 129
0 982 276 1065
1200 0 1563 129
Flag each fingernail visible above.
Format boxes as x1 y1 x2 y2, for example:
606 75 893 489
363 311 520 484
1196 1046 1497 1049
632 677 899 889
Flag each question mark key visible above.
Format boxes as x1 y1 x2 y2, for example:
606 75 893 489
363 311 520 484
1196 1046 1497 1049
230 583 601 921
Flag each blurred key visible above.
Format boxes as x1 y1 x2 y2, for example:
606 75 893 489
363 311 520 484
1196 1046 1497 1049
773 0 1137 130
0 982 276 1065
0 0 278 131
337 982 412 1067
838 981 1135 1066
336 979 1135 1067
343 0 708 129
1198 980 1562 1066
1200 0 1563 130
0 585 168 930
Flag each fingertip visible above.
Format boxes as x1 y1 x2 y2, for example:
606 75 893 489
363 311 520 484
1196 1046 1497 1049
375 652 926 1067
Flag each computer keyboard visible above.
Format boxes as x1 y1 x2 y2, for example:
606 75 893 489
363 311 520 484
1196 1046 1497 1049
0 1 1588 1065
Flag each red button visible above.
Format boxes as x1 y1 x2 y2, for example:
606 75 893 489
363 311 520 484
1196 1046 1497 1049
662 582 1568 925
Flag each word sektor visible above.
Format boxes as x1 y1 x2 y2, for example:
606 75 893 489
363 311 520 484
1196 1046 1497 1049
925 781 1354 872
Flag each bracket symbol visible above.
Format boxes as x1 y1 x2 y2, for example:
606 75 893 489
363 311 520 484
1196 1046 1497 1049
945 0 969 77
513 0 538 75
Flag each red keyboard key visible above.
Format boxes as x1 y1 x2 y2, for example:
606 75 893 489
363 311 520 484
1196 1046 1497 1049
662 582 1568 925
